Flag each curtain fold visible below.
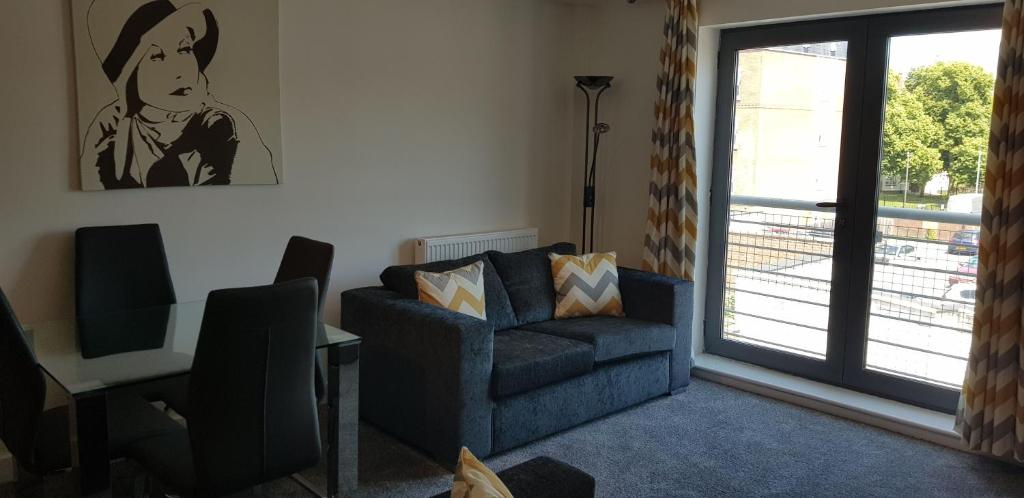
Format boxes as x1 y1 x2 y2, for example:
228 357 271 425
642 0 699 280
956 0 1024 462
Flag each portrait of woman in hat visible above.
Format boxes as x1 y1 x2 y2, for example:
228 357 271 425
77 0 279 190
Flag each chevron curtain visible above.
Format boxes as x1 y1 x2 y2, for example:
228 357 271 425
956 0 1024 462
641 0 699 280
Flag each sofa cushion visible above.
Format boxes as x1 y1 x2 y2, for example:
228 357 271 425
415 262 488 320
550 252 624 319
452 447 513 498
380 254 517 331
492 329 594 398
492 353 669 453
519 316 676 363
487 242 577 326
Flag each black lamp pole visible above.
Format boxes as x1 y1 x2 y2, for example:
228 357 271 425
575 76 613 254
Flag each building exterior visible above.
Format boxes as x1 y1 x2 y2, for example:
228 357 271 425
731 44 847 202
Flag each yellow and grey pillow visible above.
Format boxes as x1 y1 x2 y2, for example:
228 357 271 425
550 251 625 319
451 447 513 498
415 261 487 320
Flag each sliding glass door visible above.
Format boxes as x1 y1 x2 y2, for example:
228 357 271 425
706 4 1000 412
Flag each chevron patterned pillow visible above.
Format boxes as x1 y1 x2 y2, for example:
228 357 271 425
549 252 625 319
415 261 488 320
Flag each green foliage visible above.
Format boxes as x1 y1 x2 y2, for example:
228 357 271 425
903 62 994 191
878 192 945 211
881 71 944 192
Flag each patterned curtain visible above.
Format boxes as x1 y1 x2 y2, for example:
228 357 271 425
641 0 699 280
956 0 1024 462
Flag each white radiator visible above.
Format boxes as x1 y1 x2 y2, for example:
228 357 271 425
415 228 539 263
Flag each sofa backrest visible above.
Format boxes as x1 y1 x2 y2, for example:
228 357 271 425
486 242 576 327
378 242 577 331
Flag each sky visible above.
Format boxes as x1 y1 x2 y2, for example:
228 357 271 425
887 29 1001 77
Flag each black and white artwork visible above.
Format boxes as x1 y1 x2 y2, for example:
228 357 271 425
72 0 282 190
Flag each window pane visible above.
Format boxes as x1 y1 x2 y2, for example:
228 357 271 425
723 42 848 359
864 29 998 388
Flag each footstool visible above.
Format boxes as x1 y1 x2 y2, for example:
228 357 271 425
431 456 595 498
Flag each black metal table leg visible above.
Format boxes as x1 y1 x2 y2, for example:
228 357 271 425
74 392 110 496
326 343 359 498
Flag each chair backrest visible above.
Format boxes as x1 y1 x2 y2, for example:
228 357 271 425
274 236 334 319
0 288 47 473
75 224 176 317
187 278 321 496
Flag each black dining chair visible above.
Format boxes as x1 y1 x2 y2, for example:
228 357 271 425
125 279 322 498
276 236 334 318
0 287 180 491
163 235 334 416
75 223 188 409
0 287 60 482
275 236 334 401
75 224 177 317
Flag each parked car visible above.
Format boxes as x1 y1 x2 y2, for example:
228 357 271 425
947 229 980 256
949 256 978 286
941 282 977 312
875 243 917 264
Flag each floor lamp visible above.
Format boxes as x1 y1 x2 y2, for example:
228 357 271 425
575 75 613 254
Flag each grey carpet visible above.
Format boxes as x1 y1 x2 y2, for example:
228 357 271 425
4 379 1022 497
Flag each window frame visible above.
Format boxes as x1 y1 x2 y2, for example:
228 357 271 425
705 3 1002 413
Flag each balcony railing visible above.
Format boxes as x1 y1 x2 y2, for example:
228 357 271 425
723 195 980 388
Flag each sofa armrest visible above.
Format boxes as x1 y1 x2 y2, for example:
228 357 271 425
340 287 493 464
618 267 694 391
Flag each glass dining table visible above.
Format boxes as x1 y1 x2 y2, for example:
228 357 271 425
24 300 361 497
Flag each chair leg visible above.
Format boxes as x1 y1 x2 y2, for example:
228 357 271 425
290 473 327 498
131 473 146 498
142 473 169 498
13 462 43 498
111 460 141 498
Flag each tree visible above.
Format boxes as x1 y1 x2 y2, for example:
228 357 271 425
904 62 994 192
881 71 944 193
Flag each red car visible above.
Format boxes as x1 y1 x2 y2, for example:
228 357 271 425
949 256 978 286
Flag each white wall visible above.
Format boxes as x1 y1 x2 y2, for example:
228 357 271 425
0 0 578 327
565 0 666 266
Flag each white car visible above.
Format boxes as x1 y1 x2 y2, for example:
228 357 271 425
940 283 977 313
874 243 918 264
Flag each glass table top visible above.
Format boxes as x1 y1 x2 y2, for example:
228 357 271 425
25 300 360 396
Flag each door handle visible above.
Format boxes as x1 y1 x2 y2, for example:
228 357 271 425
815 201 847 228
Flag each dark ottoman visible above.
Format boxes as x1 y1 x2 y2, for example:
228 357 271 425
431 457 595 498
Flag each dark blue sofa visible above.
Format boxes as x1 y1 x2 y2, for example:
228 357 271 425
340 243 694 465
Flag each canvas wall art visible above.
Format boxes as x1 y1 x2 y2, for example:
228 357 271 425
71 0 282 190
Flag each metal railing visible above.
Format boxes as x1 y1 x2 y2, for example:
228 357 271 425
731 195 981 224
723 196 980 388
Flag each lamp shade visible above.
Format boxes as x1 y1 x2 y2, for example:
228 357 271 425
574 76 613 89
